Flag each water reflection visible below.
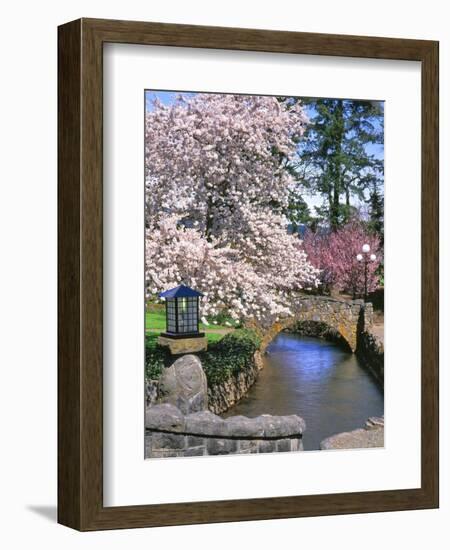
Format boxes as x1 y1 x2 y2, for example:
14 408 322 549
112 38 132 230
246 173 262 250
222 332 384 450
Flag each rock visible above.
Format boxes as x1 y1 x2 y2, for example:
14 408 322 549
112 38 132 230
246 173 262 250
259 414 306 438
151 432 186 450
290 437 303 452
366 416 384 430
185 447 205 457
207 355 260 415
158 335 207 355
206 438 237 455
145 379 159 408
187 435 204 447
238 440 259 453
258 440 276 453
276 439 292 452
224 415 265 437
320 422 384 450
185 410 229 437
158 354 208 414
145 403 185 433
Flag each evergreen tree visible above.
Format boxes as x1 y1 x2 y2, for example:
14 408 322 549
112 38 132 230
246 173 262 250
286 98 384 230
283 191 311 233
367 181 384 244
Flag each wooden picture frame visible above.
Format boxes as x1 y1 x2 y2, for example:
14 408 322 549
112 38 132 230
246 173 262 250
58 18 439 531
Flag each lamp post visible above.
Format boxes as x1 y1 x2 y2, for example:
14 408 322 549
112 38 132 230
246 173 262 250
356 244 377 301
157 284 207 354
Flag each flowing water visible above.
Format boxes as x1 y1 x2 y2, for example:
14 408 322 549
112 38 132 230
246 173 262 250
223 332 384 450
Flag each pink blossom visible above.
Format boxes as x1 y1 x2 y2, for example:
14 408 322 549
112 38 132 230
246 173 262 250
303 222 383 296
145 93 319 322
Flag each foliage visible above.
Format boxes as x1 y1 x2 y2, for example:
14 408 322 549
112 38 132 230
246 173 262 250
146 93 307 234
367 181 384 244
287 98 384 230
144 329 261 387
145 334 169 380
283 190 312 233
145 94 320 323
198 329 262 386
303 221 383 297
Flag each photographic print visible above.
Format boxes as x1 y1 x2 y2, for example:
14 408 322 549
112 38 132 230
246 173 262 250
144 90 385 458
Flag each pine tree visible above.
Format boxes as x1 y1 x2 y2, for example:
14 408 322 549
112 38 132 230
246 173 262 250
286 98 384 230
367 181 384 244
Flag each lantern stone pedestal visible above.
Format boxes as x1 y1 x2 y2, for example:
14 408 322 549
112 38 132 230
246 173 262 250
158 334 207 355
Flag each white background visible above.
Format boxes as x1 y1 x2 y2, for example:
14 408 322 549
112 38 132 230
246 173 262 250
104 45 421 506
0 0 448 548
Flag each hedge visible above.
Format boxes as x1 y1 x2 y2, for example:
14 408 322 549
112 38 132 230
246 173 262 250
198 329 261 386
145 329 261 387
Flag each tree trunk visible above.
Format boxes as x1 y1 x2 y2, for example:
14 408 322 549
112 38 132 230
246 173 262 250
330 100 345 231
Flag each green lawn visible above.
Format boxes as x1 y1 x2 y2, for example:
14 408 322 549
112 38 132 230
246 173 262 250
145 309 233 344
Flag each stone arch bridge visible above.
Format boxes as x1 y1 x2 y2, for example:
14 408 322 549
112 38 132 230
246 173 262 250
257 295 373 353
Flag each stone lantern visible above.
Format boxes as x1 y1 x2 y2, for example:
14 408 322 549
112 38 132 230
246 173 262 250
157 284 207 354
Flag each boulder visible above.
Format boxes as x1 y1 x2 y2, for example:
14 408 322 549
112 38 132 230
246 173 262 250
158 354 208 414
185 410 229 437
259 414 306 438
225 415 265 438
145 403 185 433
365 416 385 430
320 422 384 450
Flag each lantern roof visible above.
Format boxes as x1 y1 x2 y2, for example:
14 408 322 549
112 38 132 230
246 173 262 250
158 284 203 299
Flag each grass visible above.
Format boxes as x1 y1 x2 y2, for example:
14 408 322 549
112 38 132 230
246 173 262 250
145 308 234 344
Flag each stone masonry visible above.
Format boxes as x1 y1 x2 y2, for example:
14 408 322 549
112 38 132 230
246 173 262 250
145 354 305 458
356 330 384 387
254 295 373 353
207 350 264 414
145 404 305 458
158 334 208 355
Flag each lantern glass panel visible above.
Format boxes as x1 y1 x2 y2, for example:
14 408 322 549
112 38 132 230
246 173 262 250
166 299 177 333
177 297 198 333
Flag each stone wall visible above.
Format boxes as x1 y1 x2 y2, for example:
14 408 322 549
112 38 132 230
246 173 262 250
356 330 384 387
207 351 264 414
252 295 373 353
145 354 305 458
145 351 263 415
145 379 159 408
145 404 305 458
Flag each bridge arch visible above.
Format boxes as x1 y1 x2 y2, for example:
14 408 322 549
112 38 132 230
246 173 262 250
259 296 373 353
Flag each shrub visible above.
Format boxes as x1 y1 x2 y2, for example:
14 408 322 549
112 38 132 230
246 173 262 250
145 334 171 380
198 329 261 386
144 329 261 387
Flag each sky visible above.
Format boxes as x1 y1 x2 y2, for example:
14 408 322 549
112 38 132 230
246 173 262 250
144 90 384 212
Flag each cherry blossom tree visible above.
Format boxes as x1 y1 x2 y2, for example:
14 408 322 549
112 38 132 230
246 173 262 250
303 221 382 297
145 93 319 322
145 93 308 237
146 213 319 323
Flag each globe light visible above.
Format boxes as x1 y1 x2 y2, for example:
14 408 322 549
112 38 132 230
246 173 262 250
370 253 377 261
362 243 371 253
356 253 363 262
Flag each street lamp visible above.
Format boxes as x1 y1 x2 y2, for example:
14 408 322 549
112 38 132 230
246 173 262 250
356 243 377 301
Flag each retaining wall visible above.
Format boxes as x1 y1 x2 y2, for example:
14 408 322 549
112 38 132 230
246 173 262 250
356 331 384 387
145 404 305 458
207 351 264 414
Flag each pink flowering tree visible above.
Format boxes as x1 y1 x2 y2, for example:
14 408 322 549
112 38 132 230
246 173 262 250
303 221 383 297
145 93 320 322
